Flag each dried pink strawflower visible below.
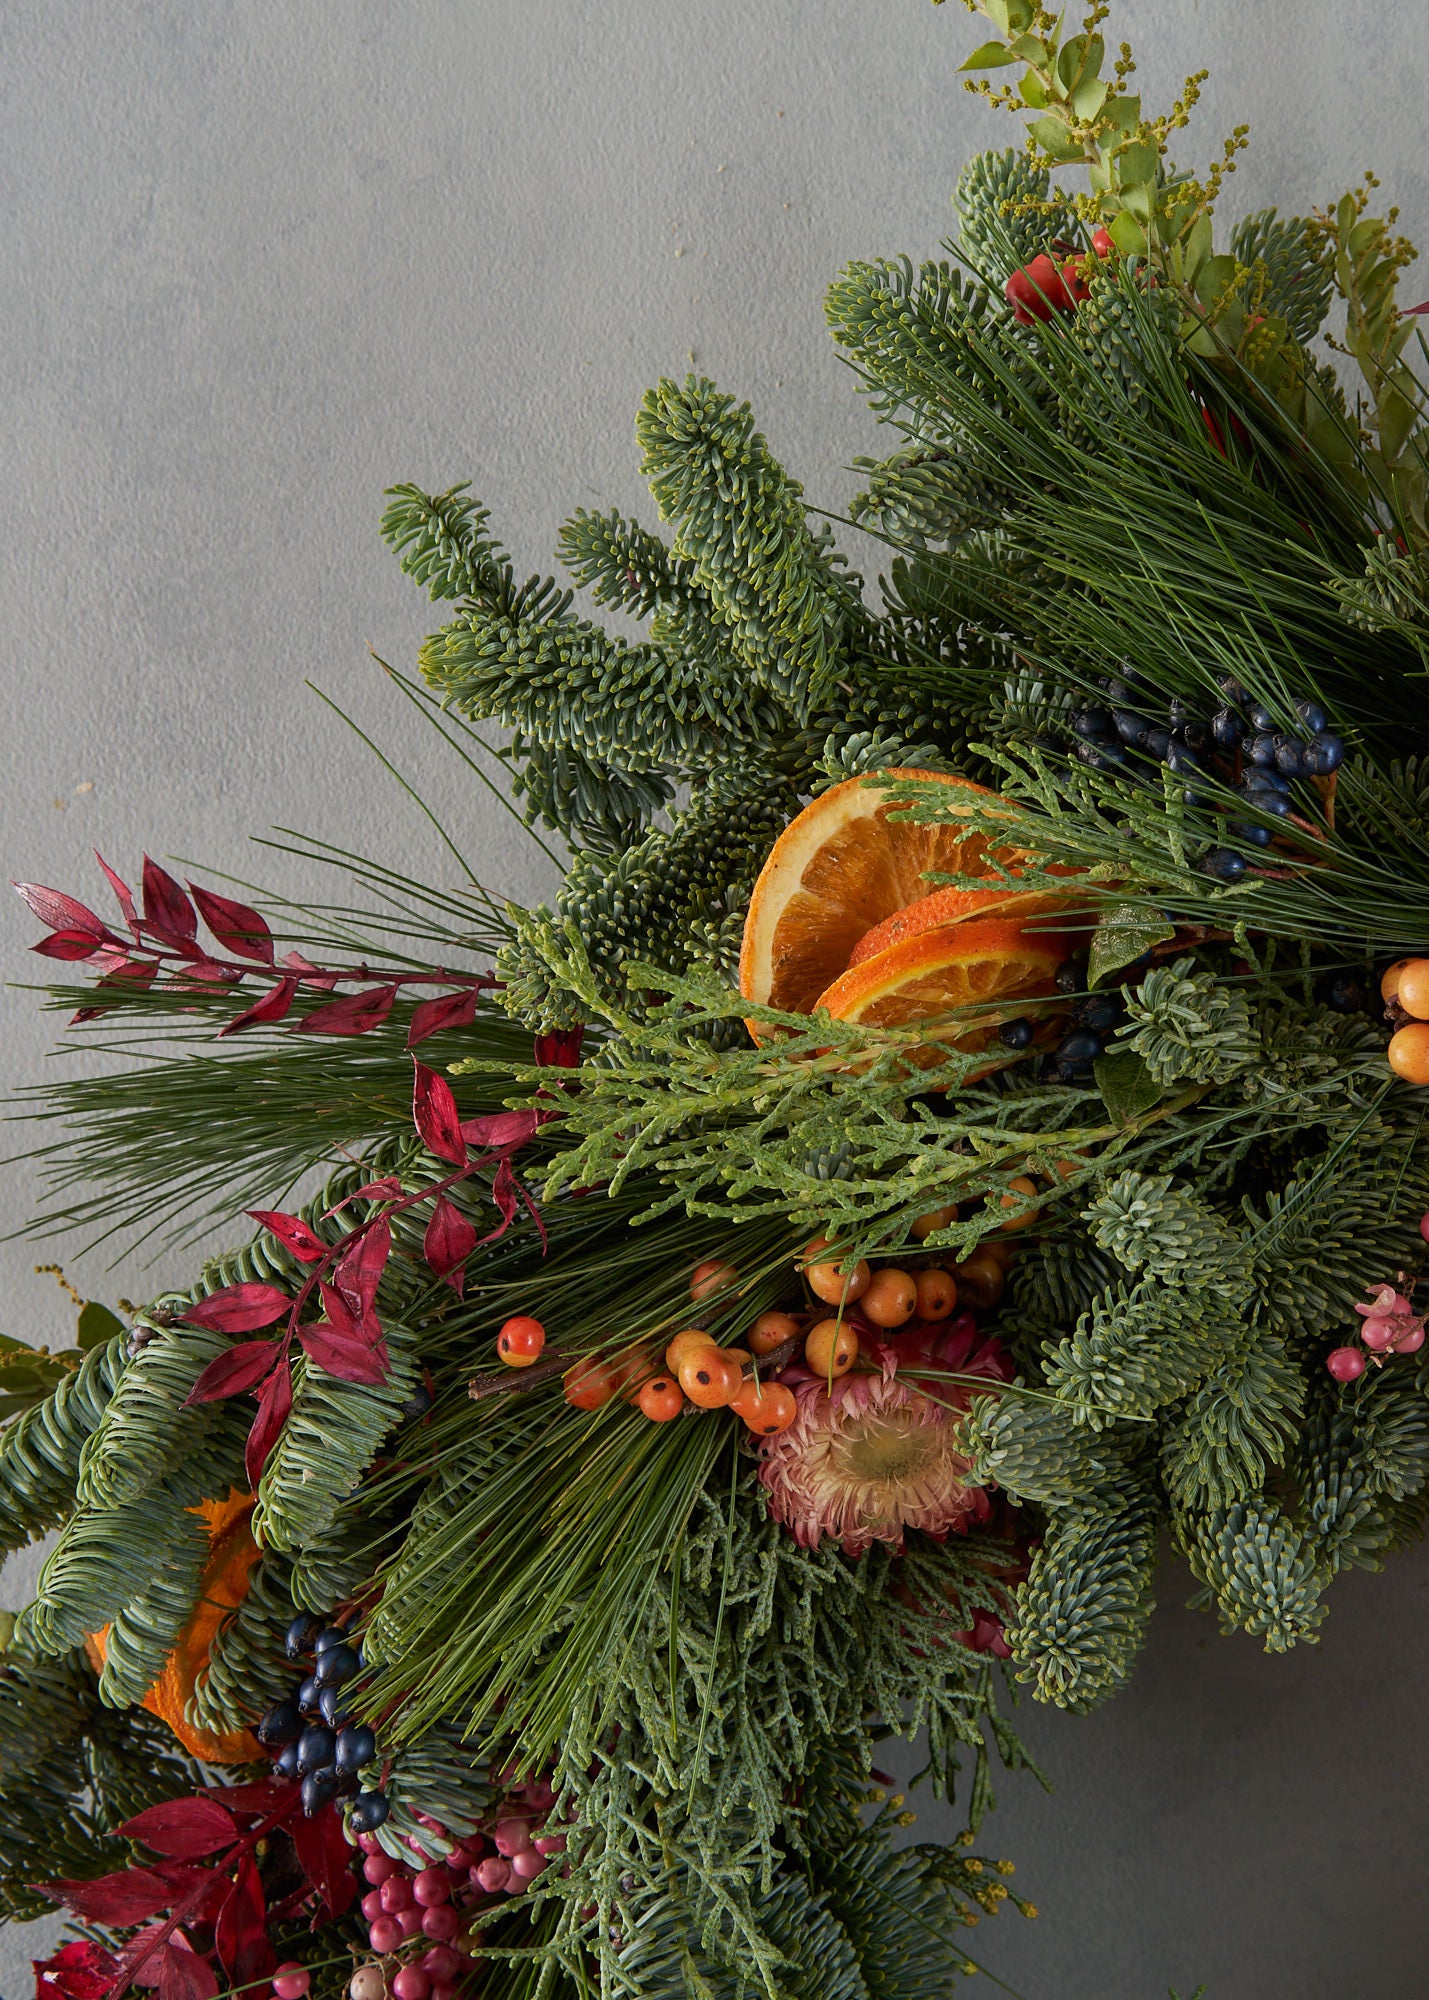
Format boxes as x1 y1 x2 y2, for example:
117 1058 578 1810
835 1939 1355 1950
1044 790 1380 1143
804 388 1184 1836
758 1315 1010 1556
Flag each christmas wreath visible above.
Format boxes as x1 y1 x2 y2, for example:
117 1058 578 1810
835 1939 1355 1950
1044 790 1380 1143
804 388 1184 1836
10 3 1429 1995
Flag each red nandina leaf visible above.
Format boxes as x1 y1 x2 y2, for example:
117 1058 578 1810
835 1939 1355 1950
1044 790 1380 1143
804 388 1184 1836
281 949 339 992
246 1209 328 1263
12 882 110 939
413 1060 467 1165
186 1341 277 1405
291 1802 360 1918
298 1322 391 1385
296 984 398 1036
459 1108 542 1152
202 1779 293 1816
95 852 141 936
245 1365 292 1488
333 1220 390 1328
182 1284 289 1334
141 858 198 944
188 885 275 966
1403 300 1429 315
213 1856 273 1986
492 1157 521 1230
35 1939 120 2000
218 974 299 1038
170 959 238 987
324 1177 402 1216
535 1026 585 1068
41 1868 177 1926
119 1797 237 1859
72 959 159 1024
157 1946 217 2000
406 987 481 1049
317 1281 363 1342
32 930 110 961
424 1197 478 1292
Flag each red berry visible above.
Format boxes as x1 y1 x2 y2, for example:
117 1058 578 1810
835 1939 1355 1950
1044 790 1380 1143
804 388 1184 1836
474 1856 511 1894
392 1970 431 2000
563 1357 617 1409
273 1968 310 2000
361 1889 384 1923
1091 226 1116 257
494 1817 533 1857
396 1906 424 1939
379 1875 413 1913
421 1947 461 1983
412 1866 449 1907
1420 1211 1429 1245
497 1316 546 1367
1326 1346 1367 1382
363 1851 398 1886
509 1848 547 1880
368 1916 403 1954
1360 1315 1395 1352
421 1903 460 1941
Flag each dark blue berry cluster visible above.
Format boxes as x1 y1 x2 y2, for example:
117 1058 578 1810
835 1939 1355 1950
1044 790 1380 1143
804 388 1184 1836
1068 672 1344 882
1000 964 1126 1084
255 1612 386 1826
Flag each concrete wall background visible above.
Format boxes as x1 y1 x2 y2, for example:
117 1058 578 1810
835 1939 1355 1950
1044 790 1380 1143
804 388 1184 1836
1 2 1425 1993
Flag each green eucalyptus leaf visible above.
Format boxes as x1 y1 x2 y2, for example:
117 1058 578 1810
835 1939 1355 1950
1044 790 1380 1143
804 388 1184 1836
1088 909 1176 988
960 40 1018 71
1020 70 1050 109
77 1302 125 1351
1094 1048 1165 1128
1030 114 1083 162
1071 75 1109 121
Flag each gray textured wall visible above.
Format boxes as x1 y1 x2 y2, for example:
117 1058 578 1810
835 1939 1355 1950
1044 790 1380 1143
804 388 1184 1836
2 3 1426 1994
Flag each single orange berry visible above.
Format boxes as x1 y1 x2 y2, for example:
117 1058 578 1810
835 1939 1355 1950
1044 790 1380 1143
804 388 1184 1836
915 1269 957 1321
1394 960 1429 1020
998 1176 1040 1231
690 1257 739 1302
1388 1022 1429 1085
802 1236 871 1305
1382 959 1413 1003
666 1328 716 1373
979 1235 1016 1272
563 1357 617 1410
748 1310 802 1356
861 1268 918 1328
952 1251 1005 1311
677 1347 743 1408
804 1318 858 1378
733 1379 798 1435
637 1375 685 1422
911 1204 958 1242
497 1316 546 1366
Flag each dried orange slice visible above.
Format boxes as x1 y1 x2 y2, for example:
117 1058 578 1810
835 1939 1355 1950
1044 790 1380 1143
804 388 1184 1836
739 770 1006 1026
849 882 1077 966
814 918 1071 1066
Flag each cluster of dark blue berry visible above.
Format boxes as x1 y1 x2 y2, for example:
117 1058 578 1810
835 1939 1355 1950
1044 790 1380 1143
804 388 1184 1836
255 1612 385 1826
1068 672 1344 882
999 964 1126 1083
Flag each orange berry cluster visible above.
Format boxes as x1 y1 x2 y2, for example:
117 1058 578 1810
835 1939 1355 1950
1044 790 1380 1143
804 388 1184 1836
1383 960 1429 1084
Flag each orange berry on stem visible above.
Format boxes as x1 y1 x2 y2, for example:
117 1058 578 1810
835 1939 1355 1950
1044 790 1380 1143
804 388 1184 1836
953 1251 1006 1311
998 1176 1040 1231
915 1269 957 1321
861 1268 918 1328
637 1375 685 1422
1393 960 1429 1020
563 1358 617 1410
804 1318 859 1378
690 1257 739 1302
677 1347 743 1408
803 1236 871 1305
497 1316 545 1367
732 1379 798 1435
666 1328 716 1373
1382 959 1413 1003
748 1310 801 1356
911 1204 957 1243
1388 1023 1429 1085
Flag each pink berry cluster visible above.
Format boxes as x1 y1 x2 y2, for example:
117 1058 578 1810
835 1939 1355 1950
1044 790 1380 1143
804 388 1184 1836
336 1778 569 2000
1325 1224 1429 1382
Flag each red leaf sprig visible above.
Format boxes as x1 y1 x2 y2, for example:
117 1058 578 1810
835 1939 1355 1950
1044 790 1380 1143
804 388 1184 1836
13 859 497 1036
38 1773 356 2000
181 1056 553 1476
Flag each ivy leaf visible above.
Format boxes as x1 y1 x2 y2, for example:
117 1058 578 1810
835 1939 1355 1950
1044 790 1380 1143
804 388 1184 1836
246 1209 329 1263
182 1284 290 1334
413 1060 468 1165
245 1365 293 1488
406 987 482 1048
189 886 275 966
1087 907 1174 988
118 1798 237 1860
186 1342 278 1405
1093 1047 1164 1127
